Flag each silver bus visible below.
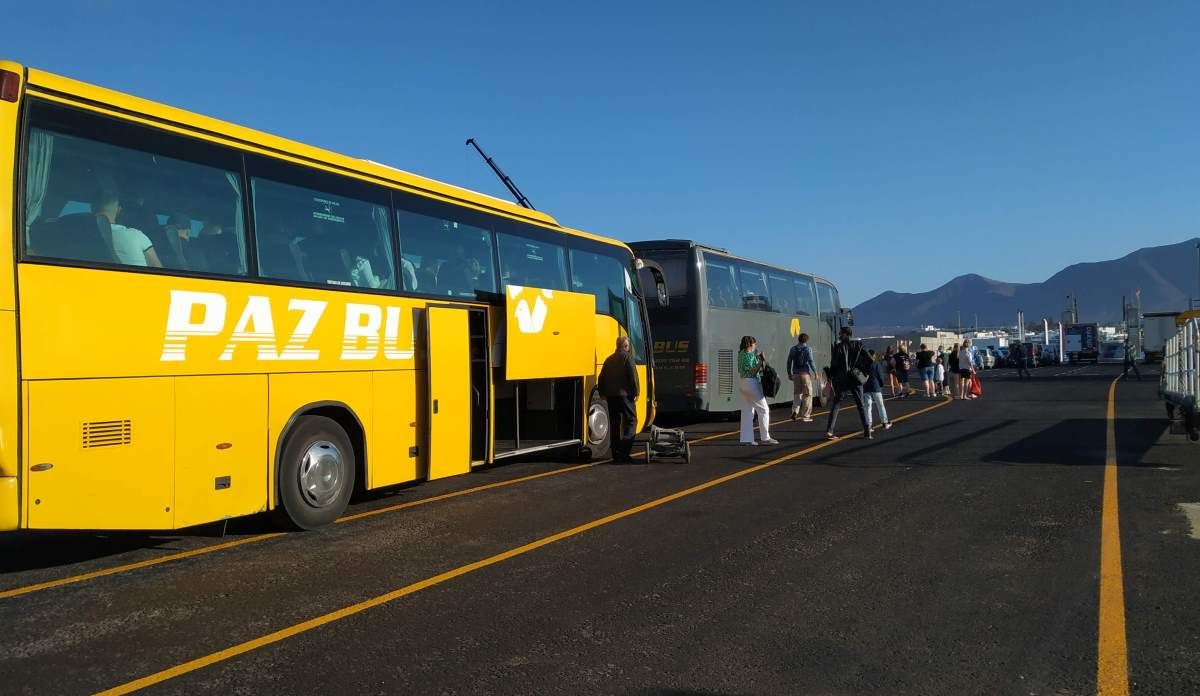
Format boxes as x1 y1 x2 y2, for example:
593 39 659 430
630 240 845 414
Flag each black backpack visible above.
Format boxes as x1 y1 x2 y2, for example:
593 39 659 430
760 361 781 398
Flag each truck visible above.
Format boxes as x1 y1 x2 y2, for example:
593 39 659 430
1064 323 1099 364
1142 311 1182 363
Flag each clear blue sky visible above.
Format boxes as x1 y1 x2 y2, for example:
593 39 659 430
9 1 1199 305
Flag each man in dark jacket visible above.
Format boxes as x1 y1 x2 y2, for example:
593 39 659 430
598 336 640 462
1011 342 1031 379
825 326 873 440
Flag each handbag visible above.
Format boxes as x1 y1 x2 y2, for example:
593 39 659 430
844 344 868 386
760 360 781 398
969 373 983 397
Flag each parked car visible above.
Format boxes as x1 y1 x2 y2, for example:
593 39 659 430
994 347 1011 367
977 348 996 369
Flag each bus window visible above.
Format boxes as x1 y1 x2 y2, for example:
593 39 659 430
702 255 741 309
395 204 496 297
648 251 690 301
768 274 798 314
569 248 627 321
794 276 818 316
737 264 771 311
24 120 247 275
252 177 394 289
624 278 648 364
497 233 568 291
817 282 838 335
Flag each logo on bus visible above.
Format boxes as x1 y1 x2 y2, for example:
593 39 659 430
159 290 415 363
790 318 801 338
508 286 552 334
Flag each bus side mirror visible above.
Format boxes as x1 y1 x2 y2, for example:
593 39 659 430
636 259 669 308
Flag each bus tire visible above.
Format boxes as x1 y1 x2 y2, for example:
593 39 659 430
587 392 612 460
276 415 356 530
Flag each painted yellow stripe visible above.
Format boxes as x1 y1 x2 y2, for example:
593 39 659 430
1 395 902 600
1097 377 1129 696
0 533 287 601
0 464 594 601
97 396 952 695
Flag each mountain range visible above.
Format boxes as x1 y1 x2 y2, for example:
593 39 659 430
852 237 1199 329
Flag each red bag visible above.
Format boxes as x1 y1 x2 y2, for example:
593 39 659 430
969 373 983 397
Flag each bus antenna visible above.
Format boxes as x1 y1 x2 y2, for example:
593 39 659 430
465 138 535 210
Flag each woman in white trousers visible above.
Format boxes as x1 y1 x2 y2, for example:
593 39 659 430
737 335 778 446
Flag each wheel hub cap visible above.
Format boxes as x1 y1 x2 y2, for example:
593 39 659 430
299 440 343 508
588 403 609 443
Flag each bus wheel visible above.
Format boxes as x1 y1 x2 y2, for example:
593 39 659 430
587 392 612 460
277 415 356 530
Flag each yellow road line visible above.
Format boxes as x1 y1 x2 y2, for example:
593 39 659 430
1097 376 1129 696
0 464 595 601
0 533 287 601
97 396 952 695
1 395 909 600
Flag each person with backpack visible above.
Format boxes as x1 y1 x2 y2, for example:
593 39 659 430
825 326 873 439
786 332 817 422
737 335 778 446
893 344 912 398
883 345 900 396
863 349 893 433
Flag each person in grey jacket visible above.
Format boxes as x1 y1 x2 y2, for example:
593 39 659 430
786 332 817 422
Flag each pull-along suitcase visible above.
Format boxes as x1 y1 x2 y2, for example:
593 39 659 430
643 425 691 463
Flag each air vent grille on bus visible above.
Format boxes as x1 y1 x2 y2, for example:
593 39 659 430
81 420 132 448
717 349 735 395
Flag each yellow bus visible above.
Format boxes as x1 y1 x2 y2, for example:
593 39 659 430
0 61 664 531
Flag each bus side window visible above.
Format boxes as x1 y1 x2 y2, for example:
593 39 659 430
251 176 394 290
769 274 797 314
569 248 626 319
496 232 567 291
395 202 496 298
23 114 247 276
736 265 771 311
794 277 818 316
703 256 741 309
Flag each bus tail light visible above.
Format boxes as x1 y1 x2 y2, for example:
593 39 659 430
0 70 19 103
694 362 709 388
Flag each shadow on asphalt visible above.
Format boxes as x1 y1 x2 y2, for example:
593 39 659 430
0 513 283 573
984 419 1106 466
982 418 1168 468
1115 418 1172 467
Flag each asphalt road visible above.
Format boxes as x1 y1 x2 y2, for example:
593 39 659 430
0 364 1197 695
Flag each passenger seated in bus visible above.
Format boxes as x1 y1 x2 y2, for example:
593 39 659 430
346 249 388 289
192 223 241 275
295 223 352 285
400 256 418 291
92 187 163 268
439 244 485 296
417 258 441 293
155 213 193 269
